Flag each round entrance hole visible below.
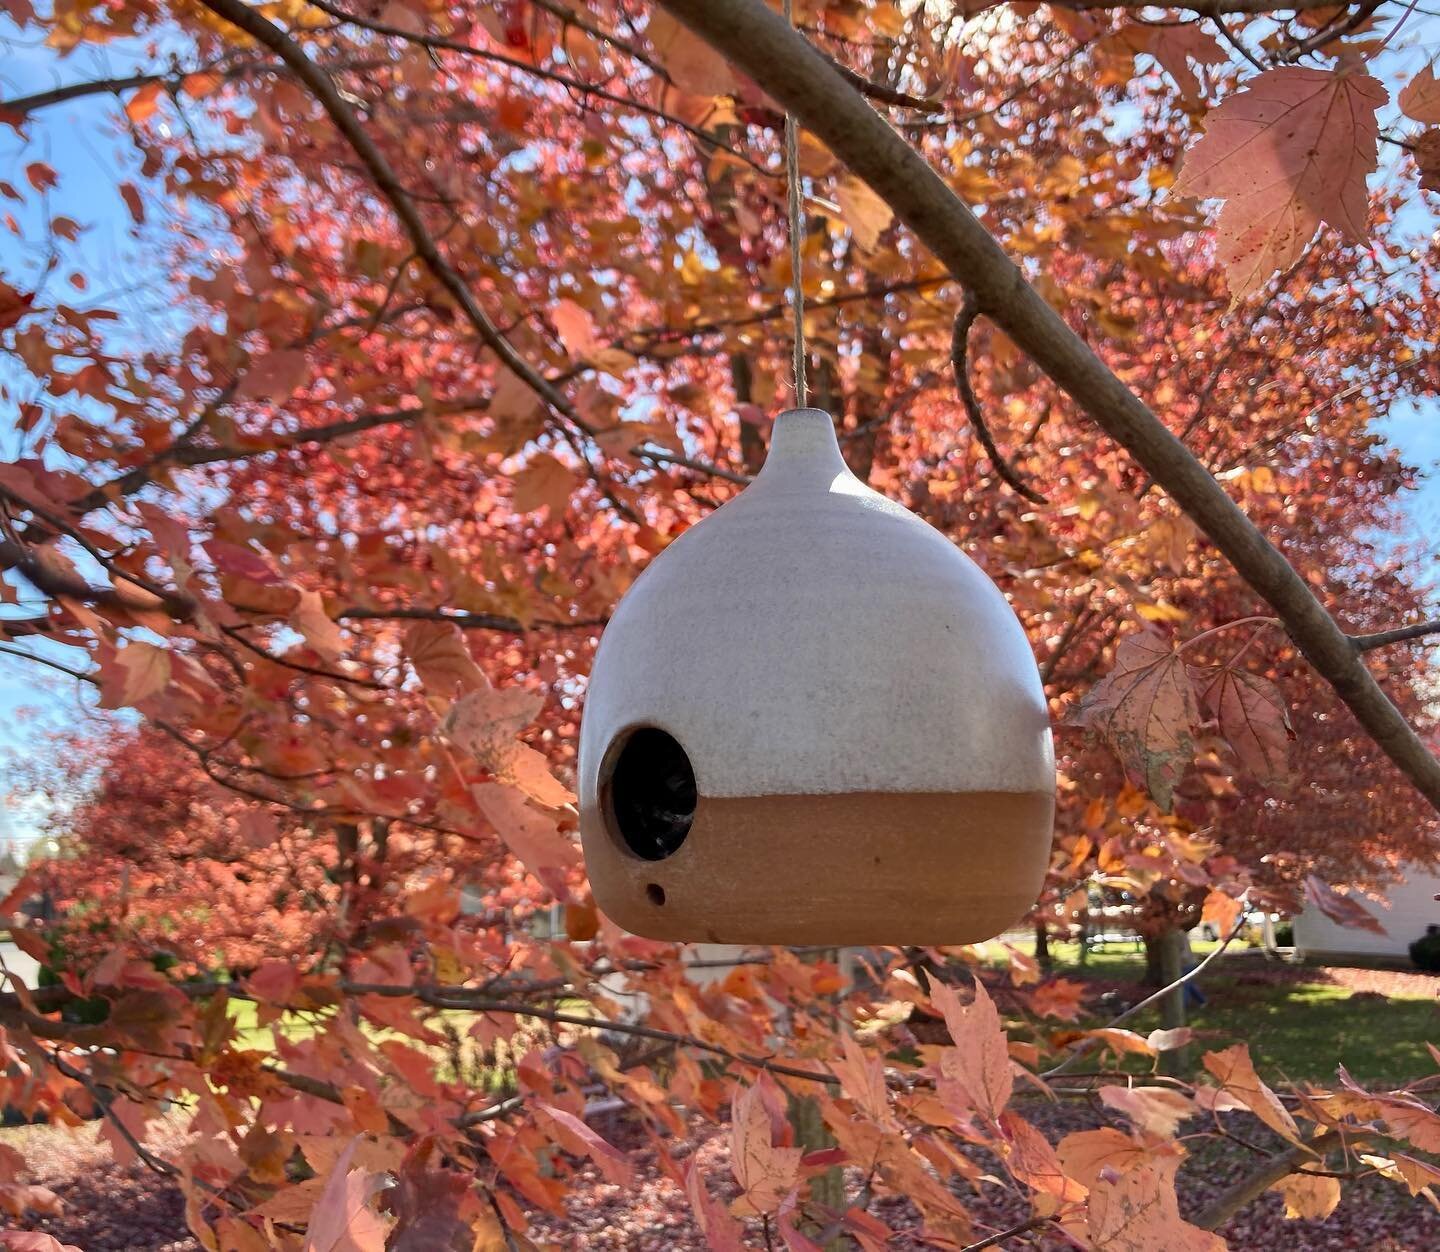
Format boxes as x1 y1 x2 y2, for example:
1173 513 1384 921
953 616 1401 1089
603 727 696 862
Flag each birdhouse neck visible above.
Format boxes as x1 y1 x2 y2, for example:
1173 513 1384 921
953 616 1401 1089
759 408 850 485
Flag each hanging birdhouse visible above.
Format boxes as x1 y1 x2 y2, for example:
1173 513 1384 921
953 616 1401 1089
578 408 1054 945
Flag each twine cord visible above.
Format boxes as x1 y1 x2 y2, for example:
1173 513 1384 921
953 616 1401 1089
782 0 807 407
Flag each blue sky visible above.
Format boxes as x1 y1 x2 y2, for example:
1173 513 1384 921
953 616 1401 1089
0 19 168 842
3 13 1440 846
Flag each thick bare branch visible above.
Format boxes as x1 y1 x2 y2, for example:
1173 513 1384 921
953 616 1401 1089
543 0 942 111
658 0 1440 814
1194 1130 1346 1229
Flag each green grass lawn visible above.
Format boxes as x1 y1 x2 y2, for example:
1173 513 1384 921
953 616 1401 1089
1009 940 1439 1087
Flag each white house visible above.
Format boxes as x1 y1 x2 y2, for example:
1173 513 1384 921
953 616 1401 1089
1293 862 1440 963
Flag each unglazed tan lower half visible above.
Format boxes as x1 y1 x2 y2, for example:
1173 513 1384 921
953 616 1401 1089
581 790 1054 945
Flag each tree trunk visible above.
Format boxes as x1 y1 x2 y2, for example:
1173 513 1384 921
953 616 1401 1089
788 1093 844 1250
1156 927 1188 1076
1142 933 1164 986
1034 920 1052 972
732 355 766 475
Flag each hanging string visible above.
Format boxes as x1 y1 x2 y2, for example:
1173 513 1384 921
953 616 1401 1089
782 0 808 408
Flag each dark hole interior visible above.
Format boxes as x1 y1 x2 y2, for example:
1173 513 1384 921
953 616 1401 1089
607 727 696 862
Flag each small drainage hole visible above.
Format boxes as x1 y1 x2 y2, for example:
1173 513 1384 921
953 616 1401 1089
645 882 666 907
605 727 696 861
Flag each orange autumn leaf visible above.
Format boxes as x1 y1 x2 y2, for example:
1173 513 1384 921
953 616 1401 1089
1400 63 1440 125
124 81 163 123
1056 1127 1155 1191
1270 1171 1341 1220
1201 666 1294 783
534 1102 633 1186
471 781 581 894
1088 1157 1225 1251
1029 977 1088 1022
1174 67 1386 298
95 642 171 710
291 588 345 662
998 1110 1087 1204
236 347 310 403
301 1138 392 1252
685 1161 746 1252
1068 628 1200 810
729 1080 801 1217
1099 1085 1199 1139
836 176 893 251
931 979 1013 1121
551 299 599 359
1304 874 1387 936
511 452 576 515
1202 1044 1301 1144
647 9 735 97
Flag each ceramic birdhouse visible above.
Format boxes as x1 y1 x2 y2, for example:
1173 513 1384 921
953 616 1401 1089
578 408 1054 945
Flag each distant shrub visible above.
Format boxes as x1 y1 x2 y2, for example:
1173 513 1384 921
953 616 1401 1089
1273 921 1294 947
1408 927 1440 972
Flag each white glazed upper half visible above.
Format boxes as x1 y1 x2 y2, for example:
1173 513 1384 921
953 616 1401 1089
578 408 1054 801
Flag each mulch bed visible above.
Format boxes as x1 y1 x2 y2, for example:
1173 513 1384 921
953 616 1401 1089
7 1100 1439 1250
5 956 1433 1249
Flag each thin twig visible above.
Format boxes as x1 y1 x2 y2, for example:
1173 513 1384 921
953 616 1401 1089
633 443 752 485
958 1215 1050 1251
951 291 1047 503
1042 904 1249 1079
1210 16 1267 71
1283 0 1385 60
1350 619 1440 651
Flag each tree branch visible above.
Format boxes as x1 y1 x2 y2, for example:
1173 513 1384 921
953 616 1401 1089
633 443 752 485
951 290 1046 503
0 538 190 621
957 1216 1051 1251
1350 619 1440 651
657 0 1440 815
1193 1130 1346 1229
341 982 840 1085
61 301 434 517
0 57 379 119
335 606 605 633
1283 0 1386 60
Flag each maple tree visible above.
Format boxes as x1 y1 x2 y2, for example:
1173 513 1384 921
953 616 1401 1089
3 0 1440 1247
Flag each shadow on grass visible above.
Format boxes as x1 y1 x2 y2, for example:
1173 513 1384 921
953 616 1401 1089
1189 978 1438 1087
